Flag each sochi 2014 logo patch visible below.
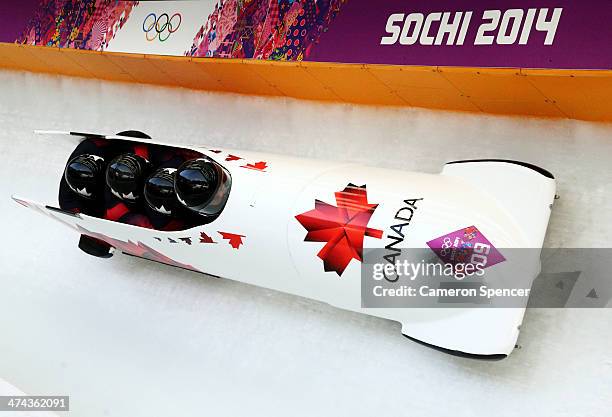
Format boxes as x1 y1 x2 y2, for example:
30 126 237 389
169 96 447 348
427 225 505 269
295 184 383 276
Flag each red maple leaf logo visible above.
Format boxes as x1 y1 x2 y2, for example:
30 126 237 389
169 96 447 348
218 231 245 249
225 154 242 162
295 184 383 276
241 161 267 172
200 231 216 244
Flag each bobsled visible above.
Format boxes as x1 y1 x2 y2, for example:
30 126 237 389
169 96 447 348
13 130 556 359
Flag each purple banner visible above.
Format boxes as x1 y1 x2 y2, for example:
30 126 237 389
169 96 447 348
2 1 611 70
0 0 39 43
309 0 612 69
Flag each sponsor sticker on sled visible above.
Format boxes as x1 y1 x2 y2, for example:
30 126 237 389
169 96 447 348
427 226 505 269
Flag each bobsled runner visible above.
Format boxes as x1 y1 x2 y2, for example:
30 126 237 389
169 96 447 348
13 130 556 359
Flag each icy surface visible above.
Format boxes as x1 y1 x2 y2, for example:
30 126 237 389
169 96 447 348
0 70 611 417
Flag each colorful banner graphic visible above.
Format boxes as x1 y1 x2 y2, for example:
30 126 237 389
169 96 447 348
2 0 611 69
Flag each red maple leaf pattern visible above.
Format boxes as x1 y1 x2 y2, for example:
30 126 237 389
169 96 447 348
200 231 216 244
218 231 245 249
241 161 268 172
225 154 242 162
77 226 200 272
295 184 383 276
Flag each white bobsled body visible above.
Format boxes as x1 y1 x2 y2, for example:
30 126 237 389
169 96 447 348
14 132 556 358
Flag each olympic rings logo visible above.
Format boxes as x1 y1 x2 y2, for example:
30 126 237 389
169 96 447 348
143 13 182 42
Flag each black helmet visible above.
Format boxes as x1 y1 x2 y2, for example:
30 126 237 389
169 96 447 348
144 168 178 216
175 159 222 215
106 153 149 202
64 154 106 199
